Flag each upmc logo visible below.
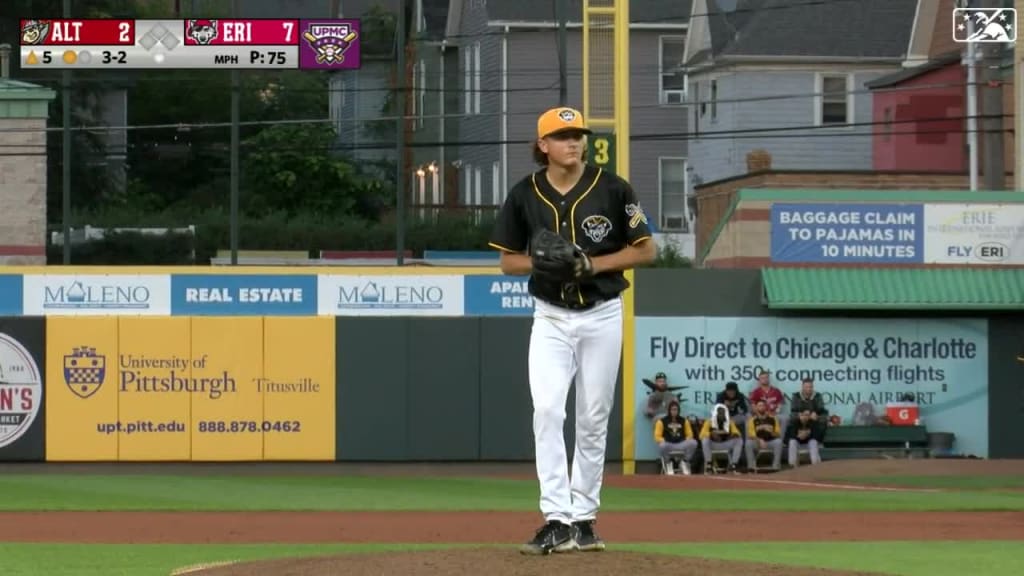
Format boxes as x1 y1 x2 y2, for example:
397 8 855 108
0 332 42 449
23 274 171 315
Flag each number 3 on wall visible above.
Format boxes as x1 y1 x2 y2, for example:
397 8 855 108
593 138 609 164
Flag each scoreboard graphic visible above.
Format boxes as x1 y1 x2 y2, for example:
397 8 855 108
18 18 361 70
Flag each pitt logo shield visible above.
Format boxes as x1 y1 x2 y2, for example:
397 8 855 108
64 346 106 399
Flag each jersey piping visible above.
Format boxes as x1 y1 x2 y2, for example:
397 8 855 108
530 174 561 234
567 168 603 305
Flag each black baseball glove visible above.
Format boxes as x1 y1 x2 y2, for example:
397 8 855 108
530 229 593 281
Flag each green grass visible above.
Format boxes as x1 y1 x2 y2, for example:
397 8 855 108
4 541 1023 576
0 543 446 576
0 474 1023 512
830 475 1024 491
647 541 1024 576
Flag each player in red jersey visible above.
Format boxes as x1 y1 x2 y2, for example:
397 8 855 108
748 370 788 432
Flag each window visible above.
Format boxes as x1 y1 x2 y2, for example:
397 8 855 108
464 43 481 114
417 60 426 129
474 166 482 206
492 162 501 205
659 158 690 232
329 79 344 131
659 36 687 105
882 107 893 141
463 162 472 205
473 42 481 114
464 49 471 114
817 73 852 126
710 79 717 121
410 61 418 130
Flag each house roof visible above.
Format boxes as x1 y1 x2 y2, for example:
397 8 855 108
864 50 964 89
688 0 918 67
485 0 692 25
761 267 1024 310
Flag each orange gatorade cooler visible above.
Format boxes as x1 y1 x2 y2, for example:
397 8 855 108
886 402 919 426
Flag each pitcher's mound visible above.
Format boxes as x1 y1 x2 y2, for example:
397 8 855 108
172 548 881 576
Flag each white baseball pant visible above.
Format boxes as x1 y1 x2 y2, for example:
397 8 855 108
528 296 623 525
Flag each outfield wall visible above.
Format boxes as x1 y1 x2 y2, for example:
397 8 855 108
0 267 1017 466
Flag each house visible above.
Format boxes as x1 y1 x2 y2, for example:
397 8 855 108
682 0 920 187
866 51 967 173
865 0 1016 183
443 0 693 232
330 0 402 169
405 0 461 213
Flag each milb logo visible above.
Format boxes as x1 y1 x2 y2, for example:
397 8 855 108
64 346 105 399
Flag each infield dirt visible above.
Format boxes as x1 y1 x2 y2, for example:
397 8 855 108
174 549 887 576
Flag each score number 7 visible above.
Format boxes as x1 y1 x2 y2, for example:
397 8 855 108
282 21 294 42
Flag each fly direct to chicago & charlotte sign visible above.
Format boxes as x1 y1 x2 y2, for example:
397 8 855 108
633 316 989 459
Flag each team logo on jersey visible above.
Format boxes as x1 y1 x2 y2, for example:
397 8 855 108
582 215 613 243
186 19 219 45
558 109 576 122
625 203 648 229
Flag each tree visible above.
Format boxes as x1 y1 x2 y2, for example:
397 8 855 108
124 67 332 212
241 123 388 220
2 0 147 221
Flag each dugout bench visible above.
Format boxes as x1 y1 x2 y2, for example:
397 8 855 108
818 425 930 460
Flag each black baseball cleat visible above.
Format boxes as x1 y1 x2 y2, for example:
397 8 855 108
572 520 606 551
520 520 577 555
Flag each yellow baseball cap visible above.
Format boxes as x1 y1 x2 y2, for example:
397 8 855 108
537 107 593 139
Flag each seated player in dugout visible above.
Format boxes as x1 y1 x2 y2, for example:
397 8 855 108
744 399 783 471
643 371 685 419
785 410 824 467
699 404 743 474
790 377 829 441
749 370 788 433
715 381 750 432
654 400 697 475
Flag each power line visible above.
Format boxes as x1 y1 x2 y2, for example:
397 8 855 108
16 52 1006 88
0 78 1003 134
0 113 1006 154
437 0 893 41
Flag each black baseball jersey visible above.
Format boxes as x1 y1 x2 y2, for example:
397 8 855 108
488 164 653 309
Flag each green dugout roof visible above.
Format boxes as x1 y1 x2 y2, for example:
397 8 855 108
761 267 1024 310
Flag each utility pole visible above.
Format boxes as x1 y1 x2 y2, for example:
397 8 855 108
963 0 979 190
1015 0 1024 189
979 0 1006 189
557 0 568 105
62 0 72 264
395 0 407 265
230 0 241 264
